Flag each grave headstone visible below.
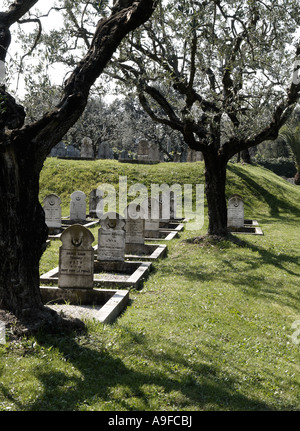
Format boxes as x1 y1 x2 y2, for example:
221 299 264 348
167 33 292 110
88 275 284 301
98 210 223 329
118 150 129 161
170 190 181 220
187 148 203 162
137 140 160 163
89 189 104 218
58 224 95 289
66 144 80 158
148 142 160 162
142 197 160 237
124 203 145 245
70 191 87 222
137 140 150 162
98 141 114 159
81 137 94 159
97 212 126 262
181 150 187 163
43 194 62 229
158 193 171 223
50 141 66 157
227 194 244 228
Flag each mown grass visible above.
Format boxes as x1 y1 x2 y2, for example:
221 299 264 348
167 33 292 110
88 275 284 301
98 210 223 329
0 159 299 411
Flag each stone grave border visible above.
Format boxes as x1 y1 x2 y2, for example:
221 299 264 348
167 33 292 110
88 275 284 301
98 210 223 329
229 220 263 235
48 219 100 240
93 243 167 262
144 230 179 241
40 261 152 291
40 286 129 324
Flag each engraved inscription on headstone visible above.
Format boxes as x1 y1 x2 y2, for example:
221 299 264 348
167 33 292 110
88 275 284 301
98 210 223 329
43 194 62 229
227 194 244 228
97 212 126 262
70 191 87 222
124 203 145 245
58 225 95 289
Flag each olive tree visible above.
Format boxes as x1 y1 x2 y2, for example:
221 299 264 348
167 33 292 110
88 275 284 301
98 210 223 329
0 0 157 332
108 0 300 236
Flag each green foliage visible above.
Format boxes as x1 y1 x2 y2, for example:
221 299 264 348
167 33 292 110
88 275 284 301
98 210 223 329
255 158 296 178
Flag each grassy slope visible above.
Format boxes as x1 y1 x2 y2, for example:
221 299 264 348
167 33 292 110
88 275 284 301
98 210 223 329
0 159 300 411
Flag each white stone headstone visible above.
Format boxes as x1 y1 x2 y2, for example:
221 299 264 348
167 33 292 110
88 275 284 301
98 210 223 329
43 194 62 229
227 194 244 228
97 212 126 262
124 203 145 245
70 191 87 222
58 225 95 289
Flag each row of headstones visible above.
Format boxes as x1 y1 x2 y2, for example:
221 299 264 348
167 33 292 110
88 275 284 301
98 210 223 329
131 141 203 163
50 139 203 163
50 139 114 160
44 190 246 234
57 195 246 289
43 191 178 230
58 206 159 289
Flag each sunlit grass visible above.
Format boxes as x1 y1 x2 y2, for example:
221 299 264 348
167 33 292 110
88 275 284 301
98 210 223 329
0 159 299 411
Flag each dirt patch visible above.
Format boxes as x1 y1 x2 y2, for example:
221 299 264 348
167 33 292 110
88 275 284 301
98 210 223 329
183 233 246 247
0 307 86 341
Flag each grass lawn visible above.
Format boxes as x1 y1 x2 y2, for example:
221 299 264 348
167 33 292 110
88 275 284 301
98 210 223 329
0 159 299 411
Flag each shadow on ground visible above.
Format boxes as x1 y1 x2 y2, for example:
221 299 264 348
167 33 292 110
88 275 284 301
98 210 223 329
0 329 275 412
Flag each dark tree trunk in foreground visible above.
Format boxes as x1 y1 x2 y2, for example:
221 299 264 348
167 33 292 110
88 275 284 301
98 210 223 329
0 0 157 331
203 151 228 237
0 146 47 318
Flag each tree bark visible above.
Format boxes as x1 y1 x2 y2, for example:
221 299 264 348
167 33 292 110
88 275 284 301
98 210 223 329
0 141 46 316
203 151 228 237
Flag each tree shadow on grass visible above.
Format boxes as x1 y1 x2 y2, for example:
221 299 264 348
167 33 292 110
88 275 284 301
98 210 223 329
2 329 275 412
227 164 300 219
168 235 300 311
